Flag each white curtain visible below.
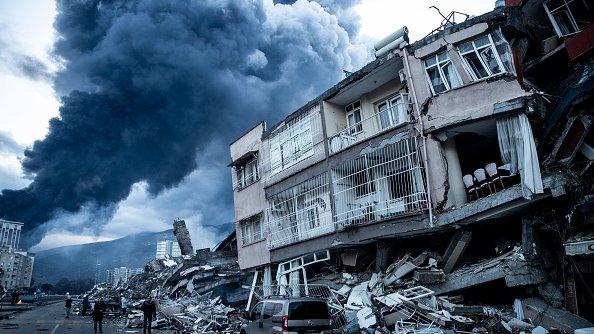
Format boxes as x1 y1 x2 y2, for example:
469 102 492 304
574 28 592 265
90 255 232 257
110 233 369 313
496 113 544 198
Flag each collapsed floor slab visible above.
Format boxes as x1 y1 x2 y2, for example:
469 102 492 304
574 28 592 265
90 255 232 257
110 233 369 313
429 249 547 295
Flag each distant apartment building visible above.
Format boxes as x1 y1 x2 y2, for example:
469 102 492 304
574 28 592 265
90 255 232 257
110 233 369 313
0 219 22 250
0 220 34 290
156 240 182 259
105 269 114 285
0 249 34 290
230 1 594 322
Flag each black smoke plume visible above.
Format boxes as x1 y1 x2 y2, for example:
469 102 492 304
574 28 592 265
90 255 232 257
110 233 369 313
0 0 368 248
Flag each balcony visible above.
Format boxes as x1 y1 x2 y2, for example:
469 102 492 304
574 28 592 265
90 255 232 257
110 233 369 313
327 94 412 154
331 136 428 229
265 173 334 249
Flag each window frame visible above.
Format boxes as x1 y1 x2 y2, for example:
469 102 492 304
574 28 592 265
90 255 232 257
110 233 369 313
423 51 462 95
240 214 264 246
345 101 363 135
235 155 259 191
544 0 592 37
269 113 314 175
457 34 506 81
376 93 409 130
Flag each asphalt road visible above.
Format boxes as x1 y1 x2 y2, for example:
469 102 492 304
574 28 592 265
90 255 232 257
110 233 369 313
0 302 173 334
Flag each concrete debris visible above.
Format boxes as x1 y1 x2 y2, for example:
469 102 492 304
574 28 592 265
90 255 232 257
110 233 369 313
522 298 594 333
413 269 446 284
83 250 248 333
302 244 593 334
173 219 195 256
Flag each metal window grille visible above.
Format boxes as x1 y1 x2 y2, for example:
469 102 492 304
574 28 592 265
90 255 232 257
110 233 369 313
265 173 333 249
240 213 264 246
268 111 317 175
332 136 427 229
328 94 413 154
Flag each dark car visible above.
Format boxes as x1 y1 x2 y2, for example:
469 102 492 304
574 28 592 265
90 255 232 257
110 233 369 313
242 297 333 333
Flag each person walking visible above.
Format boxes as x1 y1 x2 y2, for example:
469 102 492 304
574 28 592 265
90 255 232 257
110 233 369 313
64 293 72 318
82 295 90 317
92 298 105 333
140 296 157 334
121 295 128 315
10 290 19 305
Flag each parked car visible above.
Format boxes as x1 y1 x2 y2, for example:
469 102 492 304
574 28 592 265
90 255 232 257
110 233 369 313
241 297 333 333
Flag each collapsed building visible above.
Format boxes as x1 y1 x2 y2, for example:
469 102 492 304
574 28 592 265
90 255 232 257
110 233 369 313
229 0 594 331
0 219 34 290
86 236 249 333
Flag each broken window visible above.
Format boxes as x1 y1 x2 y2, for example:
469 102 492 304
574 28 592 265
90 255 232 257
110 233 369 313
240 213 264 246
269 112 314 175
266 173 333 249
345 101 363 134
276 250 330 287
458 34 507 81
492 28 515 74
544 0 593 37
235 155 259 190
332 137 427 227
424 51 462 95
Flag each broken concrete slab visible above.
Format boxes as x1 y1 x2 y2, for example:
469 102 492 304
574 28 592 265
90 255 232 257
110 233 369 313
522 298 594 333
442 230 472 273
414 268 446 284
429 248 547 295
346 282 372 310
357 307 377 328
173 219 194 256
383 252 428 286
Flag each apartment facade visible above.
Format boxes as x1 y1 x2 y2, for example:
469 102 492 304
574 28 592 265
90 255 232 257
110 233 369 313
0 219 23 250
0 220 35 290
156 240 182 259
229 0 594 320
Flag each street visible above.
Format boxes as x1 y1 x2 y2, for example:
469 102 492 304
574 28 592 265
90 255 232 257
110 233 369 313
0 302 175 334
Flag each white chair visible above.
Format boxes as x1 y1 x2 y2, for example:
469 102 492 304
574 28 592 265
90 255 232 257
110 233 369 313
474 168 494 196
485 162 505 191
463 174 480 201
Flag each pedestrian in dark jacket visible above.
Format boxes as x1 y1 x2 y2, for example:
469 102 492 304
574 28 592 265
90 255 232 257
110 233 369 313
10 290 19 305
64 293 72 318
140 297 157 334
92 298 105 333
82 295 91 316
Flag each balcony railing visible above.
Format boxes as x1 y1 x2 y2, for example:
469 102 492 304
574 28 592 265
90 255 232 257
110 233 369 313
265 173 334 249
328 96 413 154
331 137 428 229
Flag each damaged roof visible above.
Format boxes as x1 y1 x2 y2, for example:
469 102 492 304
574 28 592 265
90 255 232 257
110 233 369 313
258 7 508 140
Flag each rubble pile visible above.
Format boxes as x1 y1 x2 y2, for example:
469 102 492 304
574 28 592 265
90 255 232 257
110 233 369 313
305 247 592 334
87 251 249 333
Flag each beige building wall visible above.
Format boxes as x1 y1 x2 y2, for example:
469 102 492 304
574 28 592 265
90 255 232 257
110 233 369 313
229 123 271 270
404 22 529 211
260 104 326 188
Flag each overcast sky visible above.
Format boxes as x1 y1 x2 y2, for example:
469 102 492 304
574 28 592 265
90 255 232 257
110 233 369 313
0 0 495 251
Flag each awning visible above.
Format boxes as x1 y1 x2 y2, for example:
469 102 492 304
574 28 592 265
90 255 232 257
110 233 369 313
227 150 258 167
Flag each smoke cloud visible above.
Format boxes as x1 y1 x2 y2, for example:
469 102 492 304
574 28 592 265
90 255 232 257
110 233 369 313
0 0 370 248
0 36 52 81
